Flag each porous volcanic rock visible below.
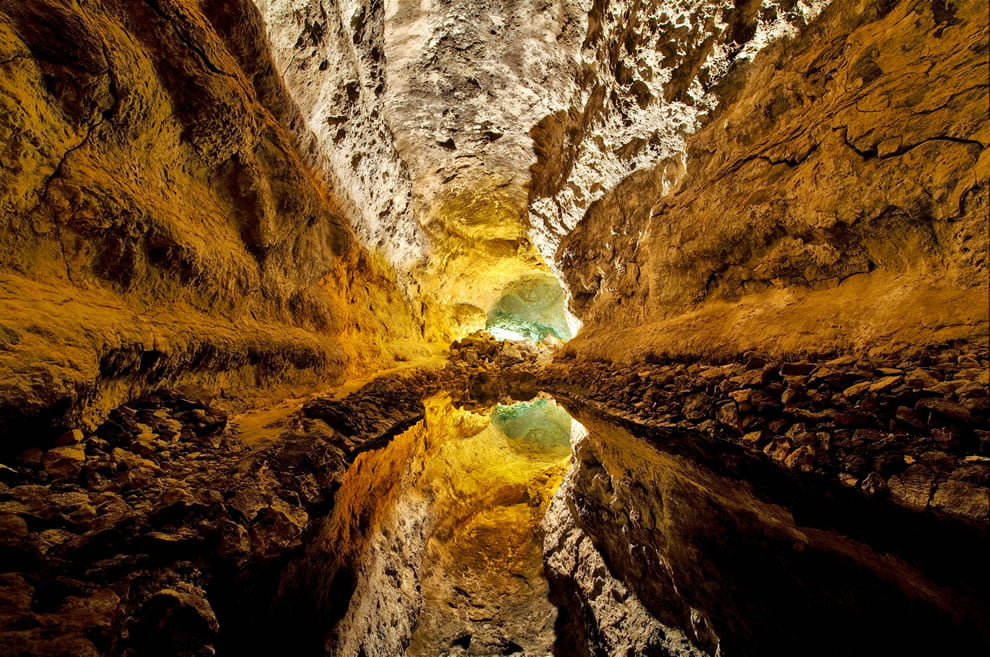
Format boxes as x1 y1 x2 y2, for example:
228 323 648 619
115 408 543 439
0 0 427 449
546 0 987 359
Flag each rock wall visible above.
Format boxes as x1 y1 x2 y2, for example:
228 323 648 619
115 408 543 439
536 0 988 358
542 433 704 657
545 346 990 527
250 0 428 272
529 0 830 267
0 0 427 448
380 0 593 339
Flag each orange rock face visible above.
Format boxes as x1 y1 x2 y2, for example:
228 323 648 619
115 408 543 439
0 0 428 440
552 0 988 360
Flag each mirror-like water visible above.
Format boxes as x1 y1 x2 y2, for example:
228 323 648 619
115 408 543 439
266 389 989 657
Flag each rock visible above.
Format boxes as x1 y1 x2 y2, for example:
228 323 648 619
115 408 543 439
841 454 869 475
915 398 971 422
780 362 816 376
745 356 768 369
838 473 859 488
729 389 751 403
741 431 766 448
0 513 28 545
860 472 887 496
216 519 252 564
123 587 219 657
780 388 800 405
36 528 78 555
784 446 816 473
868 375 902 393
955 381 988 401
887 465 935 511
929 381 964 396
0 573 33 614
110 447 161 490
716 403 742 433
834 410 874 427
763 437 792 462
228 489 270 522
841 381 872 399
50 492 97 528
42 445 86 480
918 451 955 474
54 429 85 446
785 424 816 448
249 498 308 556
930 480 989 524
948 464 990 488
905 369 939 388
893 406 926 430
807 366 836 383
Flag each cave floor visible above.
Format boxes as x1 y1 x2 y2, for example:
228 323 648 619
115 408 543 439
0 340 988 657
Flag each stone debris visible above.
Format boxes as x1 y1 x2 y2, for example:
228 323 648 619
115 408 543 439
542 343 990 526
0 380 426 657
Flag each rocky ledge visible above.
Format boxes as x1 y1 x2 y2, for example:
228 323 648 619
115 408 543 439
543 342 990 527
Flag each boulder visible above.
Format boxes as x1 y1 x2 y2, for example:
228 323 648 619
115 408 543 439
887 465 935 511
42 446 86 480
123 587 219 657
930 480 990 524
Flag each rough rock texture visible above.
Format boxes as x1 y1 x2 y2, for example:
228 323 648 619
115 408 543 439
382 0 590 335
0 0 427 449
0 369 456 657
543 439 704 657
546 0 987 358
545 344 990 526
2 0 989 655
529 0 830 268
251 0 427 271
545 407 989 656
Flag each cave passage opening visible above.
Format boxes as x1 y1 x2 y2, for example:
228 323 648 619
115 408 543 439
485 275 580 343
490 397 574 460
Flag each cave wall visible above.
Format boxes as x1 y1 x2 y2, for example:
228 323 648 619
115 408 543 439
250 0 428 272
528 0 831 266
381 0 593 339
532 0 987 359
0 0 427 445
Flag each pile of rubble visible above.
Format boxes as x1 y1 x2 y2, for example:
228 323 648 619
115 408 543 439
547 344 989 525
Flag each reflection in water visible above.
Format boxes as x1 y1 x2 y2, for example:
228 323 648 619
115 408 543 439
297 393 573 657
408 395 573 656
547 403 990 657
275 392 988 657
491 398 573 458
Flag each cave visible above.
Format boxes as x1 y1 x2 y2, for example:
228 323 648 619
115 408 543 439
486 276 577 343
0 1 987 657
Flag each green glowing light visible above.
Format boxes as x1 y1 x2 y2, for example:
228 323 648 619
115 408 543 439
491 399 572 456
485 275 573 343
486 311 563 343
